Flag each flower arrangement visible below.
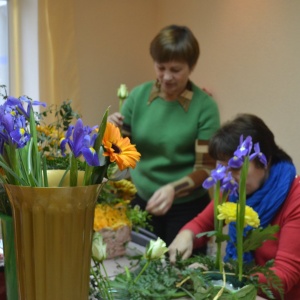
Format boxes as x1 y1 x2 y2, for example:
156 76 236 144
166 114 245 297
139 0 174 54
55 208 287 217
88 135 284 300
94 179 150 232
93 178 151 258
193 135 283 298
0 84 142 300
0 85 141 188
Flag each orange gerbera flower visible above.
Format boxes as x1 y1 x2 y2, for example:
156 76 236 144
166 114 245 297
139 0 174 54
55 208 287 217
103 122 141 170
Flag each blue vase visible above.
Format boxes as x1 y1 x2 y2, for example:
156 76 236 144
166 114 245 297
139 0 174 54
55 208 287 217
0 213 18 300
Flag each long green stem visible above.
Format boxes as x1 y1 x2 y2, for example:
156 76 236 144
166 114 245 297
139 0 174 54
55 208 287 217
214 181 226 271
236 156 249 281
69 154 78 187
213 181 220 230
216 219 224 272
133 260 150 283
91 259 114 300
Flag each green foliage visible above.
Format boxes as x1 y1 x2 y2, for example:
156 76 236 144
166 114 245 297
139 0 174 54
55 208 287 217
0 184 11 215
243 225 280 252
90 251 284 300
37 100 81 157
39 100 81 131
247 261 284 300
109 259 192 300
127 205 152 232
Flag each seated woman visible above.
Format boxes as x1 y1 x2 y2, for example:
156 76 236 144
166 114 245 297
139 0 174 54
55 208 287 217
168 113 300 299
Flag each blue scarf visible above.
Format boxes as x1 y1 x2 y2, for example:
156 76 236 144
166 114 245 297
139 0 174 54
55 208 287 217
224 161 296 263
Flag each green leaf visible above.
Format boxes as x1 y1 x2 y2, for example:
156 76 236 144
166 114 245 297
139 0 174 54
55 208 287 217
243 224 280 252
196 230 218 239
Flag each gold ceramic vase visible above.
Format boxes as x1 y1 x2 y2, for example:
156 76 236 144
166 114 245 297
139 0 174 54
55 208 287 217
5 171 103 300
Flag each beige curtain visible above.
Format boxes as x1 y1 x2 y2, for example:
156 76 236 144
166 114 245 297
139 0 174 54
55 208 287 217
8 0 22 95
38 0 81 109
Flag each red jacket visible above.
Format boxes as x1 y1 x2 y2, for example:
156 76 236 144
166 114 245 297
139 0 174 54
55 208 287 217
181 177 300 299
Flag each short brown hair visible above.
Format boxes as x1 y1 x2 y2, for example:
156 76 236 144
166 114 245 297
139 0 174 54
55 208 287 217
150 25 200 68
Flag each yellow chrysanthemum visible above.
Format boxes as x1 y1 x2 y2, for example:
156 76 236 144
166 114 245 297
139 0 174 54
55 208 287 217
102 122 141 170
217 202 260 228
217 202 237 225
93 203 131 231
109 179 137 200
244 206 260 228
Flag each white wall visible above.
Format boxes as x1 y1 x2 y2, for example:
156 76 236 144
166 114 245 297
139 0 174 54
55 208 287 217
73 0 159 123
16 0 300 171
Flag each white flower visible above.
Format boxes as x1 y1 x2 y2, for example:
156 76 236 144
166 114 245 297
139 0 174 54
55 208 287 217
117 84 129 100
92 232 107 262
145 237 168 260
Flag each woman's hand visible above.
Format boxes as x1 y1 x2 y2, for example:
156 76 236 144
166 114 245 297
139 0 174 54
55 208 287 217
146 184 175 216
168 230 194 263
107 112 124 127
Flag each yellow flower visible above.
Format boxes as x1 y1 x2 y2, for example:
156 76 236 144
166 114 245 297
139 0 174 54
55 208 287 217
93 203 131 231
244 206 260 228
217 202 260 228
110 179 137 200
103 122 141 171
217 202 237 225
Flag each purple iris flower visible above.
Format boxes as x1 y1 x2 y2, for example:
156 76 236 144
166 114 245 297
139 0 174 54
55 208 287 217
249 143 267 167
81 134 100 166
0 106 30 150
233 135 253 158
10 115 31 147
60 119 100 166
221 172 239 196
203 176 217 189
6 96 46 119
203 163 227 189
211 163 228 181
228 155 244 169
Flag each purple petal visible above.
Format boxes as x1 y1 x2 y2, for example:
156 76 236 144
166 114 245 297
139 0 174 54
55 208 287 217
234 135 253 158
211 163 227 181
82 147 100 166
258 153 267 166
228 156 244 169
203 176 217 189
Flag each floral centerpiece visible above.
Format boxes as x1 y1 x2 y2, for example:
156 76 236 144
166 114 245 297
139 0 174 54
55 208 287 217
94 178 151 258
88 136 284 300
0 85 141 300
191 135 283 299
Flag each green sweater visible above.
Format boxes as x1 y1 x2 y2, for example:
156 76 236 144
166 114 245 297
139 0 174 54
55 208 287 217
121 81 220 204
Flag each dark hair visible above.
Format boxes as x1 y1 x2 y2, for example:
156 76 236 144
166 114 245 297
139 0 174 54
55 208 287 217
209 113 292 167
150 25 200 68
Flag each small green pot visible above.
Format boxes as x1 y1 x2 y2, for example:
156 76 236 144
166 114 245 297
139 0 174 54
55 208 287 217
0 213 18 300
193 272 257 300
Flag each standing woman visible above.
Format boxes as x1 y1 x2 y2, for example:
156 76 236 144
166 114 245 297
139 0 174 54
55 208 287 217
109 25 220 245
